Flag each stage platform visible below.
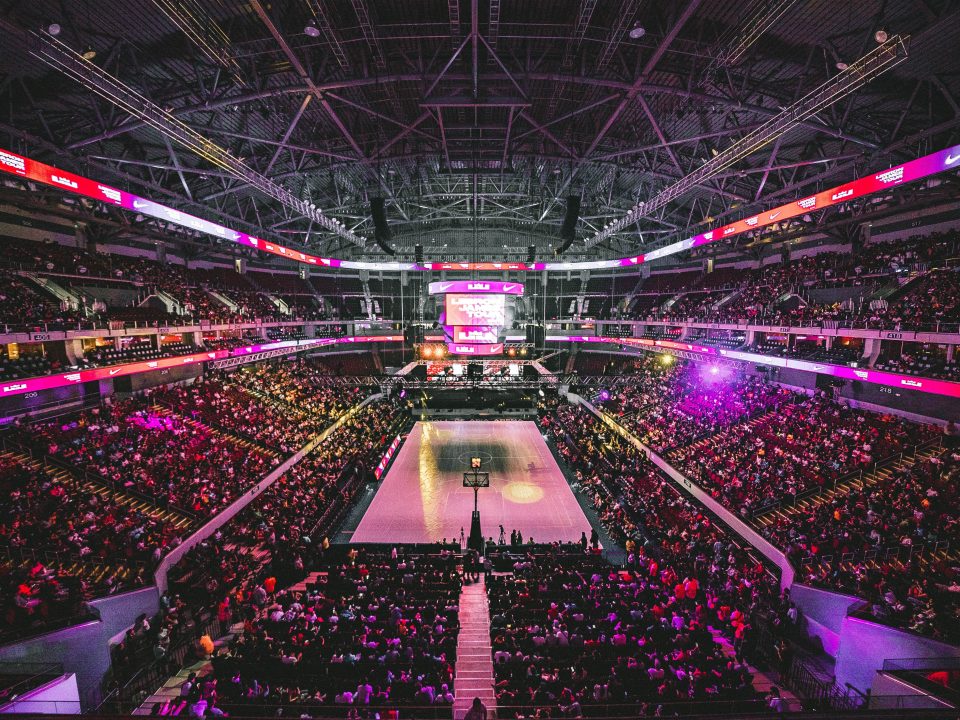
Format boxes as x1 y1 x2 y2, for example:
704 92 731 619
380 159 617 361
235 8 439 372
351 420 592 545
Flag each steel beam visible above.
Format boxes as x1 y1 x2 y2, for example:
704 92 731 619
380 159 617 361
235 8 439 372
149 0 245 85
305 0 350 70
585 34 910 248
264 94 312 175
584 0 704 159
247 0 407 221
7 20 370 249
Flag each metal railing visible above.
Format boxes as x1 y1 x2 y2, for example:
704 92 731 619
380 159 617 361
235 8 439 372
0 661 64 698
799 538 952 574
97 614 223 714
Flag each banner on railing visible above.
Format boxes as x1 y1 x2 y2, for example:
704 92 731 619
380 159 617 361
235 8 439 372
374 435 402 480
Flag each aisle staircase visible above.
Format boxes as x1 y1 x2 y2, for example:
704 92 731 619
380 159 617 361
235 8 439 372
453 576 496 720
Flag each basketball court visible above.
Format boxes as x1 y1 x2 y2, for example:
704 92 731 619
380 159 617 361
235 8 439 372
351 420 592 545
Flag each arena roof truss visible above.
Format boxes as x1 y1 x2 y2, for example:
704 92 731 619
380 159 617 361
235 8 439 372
0 0 958 265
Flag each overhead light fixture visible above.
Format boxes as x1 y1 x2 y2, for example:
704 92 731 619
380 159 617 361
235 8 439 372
81 46 97 60
304 21 321 38
835 60 848 71
629 23 646 39
46 22 61 36
875 29 888 43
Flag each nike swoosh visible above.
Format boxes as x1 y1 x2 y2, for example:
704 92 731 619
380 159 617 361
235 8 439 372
769 211 781 219
109 368 121 375
946 153 960 165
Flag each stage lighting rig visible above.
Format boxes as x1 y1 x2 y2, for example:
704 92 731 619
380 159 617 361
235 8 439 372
416 343 447 360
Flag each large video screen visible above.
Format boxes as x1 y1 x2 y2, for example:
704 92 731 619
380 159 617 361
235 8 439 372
445 293 506 326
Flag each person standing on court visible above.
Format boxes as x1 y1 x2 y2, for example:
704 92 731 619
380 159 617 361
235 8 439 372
590 528 599 551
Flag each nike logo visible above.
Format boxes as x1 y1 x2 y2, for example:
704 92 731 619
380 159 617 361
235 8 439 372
133 200 148 210
946 153 960 165
769 211 781 220
109 368 121 376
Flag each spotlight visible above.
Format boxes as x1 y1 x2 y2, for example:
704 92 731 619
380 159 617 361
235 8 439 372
82 46 97 60
835 61 848 71
874 29 888 43
629 23 646 39
660 354 673 365
598 389 610 402
304 21 321 37
46 22 61 36
507 347 517 357
710 366 720 376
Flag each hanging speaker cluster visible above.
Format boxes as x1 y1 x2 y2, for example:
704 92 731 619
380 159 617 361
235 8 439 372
370 197 395 255
554 196 580 255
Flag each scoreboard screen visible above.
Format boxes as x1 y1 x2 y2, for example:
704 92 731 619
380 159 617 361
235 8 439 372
445 293 506 326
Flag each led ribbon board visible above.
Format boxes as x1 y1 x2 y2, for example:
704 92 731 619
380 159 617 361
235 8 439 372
0 148 410 271
2 145 958 271
547 335 960 399
0 335 402 399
